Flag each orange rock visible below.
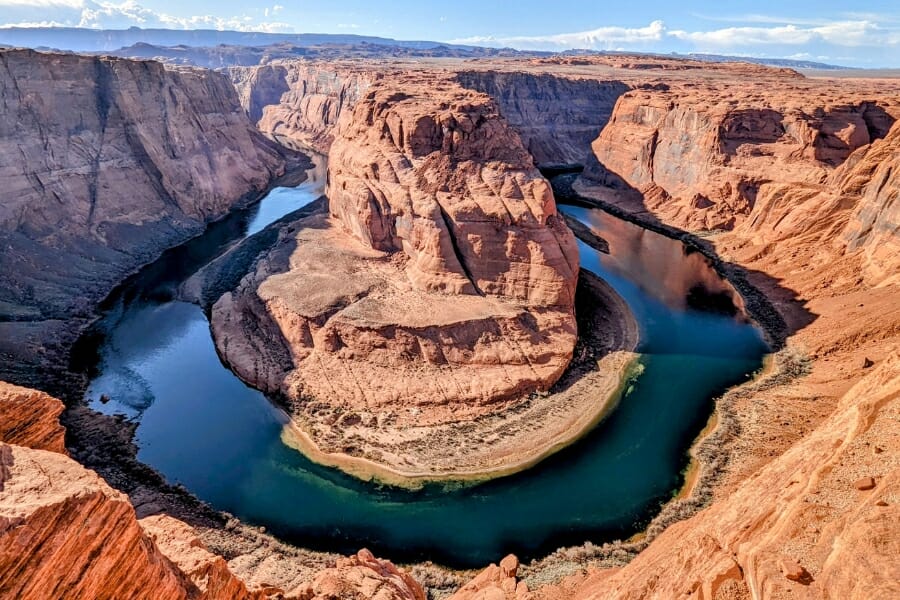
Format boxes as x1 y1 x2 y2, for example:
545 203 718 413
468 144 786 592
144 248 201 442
499 554 519 579
854 477 877 491
210 71 582 478
289 549 425 600
0 443 191 600
0 381 66 454
0 48 286 390
778 557 808 582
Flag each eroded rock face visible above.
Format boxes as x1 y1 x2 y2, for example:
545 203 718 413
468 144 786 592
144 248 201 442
455 71 628 166
0 442 194 599
232 62 377 152
0 382 428 600
0 381 66 453
526 69 900 600
581 83 898 231
530 353 900 600
840 121 900 286
0 49 286 392
327 75 578 308
291 549 425 600
212 74 579 451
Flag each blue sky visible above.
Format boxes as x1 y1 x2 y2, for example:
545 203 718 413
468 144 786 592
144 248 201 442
1 1 899 66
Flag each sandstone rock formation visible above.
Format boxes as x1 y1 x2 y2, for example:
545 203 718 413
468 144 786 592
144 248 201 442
0 381 427 600
0 381 66 453
450 554 530 600
291 549 426 600
0 441 195 599
579 79 899 232
209 72 595 481
527 353 900 600
231 62 377 152
455 71 628 166
492 67 900 600
0 49 287 392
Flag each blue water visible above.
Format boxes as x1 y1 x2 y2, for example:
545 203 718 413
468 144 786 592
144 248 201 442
82 166 768 568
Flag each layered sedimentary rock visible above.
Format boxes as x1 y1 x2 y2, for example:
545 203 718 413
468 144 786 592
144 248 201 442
580 81 899 231
0 381 66 453
0 442 195 599
292 549 426 600
0 49 286 391
502 70 900 600
526 353 900 600
210 72 589 480
231 62 377 152
839 121 900 286
0 382 427 600
455 71 628 166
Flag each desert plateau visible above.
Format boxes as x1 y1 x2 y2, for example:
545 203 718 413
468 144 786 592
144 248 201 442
0 4 898 599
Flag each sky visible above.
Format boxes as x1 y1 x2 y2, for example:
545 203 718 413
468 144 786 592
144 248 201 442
1 0 899 67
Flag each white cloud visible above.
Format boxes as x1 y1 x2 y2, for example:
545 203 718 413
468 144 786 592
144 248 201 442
451 20 666 51
670 20 898 48
449 19 898 53
0 0 294 32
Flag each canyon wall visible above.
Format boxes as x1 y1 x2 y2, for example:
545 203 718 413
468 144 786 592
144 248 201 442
838 121 900 286
504 71 900 600
0 49 287 392
580 83 897 231
233 62 630 169
455 71 628 166
231 62 377 152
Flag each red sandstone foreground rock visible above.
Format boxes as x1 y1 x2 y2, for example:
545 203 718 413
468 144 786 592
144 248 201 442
0 382 426 600
0 48 287 392
0 381 66 453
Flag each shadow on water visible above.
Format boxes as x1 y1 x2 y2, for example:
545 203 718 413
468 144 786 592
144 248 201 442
76 159 769 568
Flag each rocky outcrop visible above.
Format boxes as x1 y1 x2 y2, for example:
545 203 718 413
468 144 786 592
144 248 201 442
580 82 898 231
291 549 425 600
0 442 194 599
450 555 529 600
0 381 66 453
326 74 578 308
232 62 377 152
528 353 900 600
0 49 286 392
455 71 628 166
209 72 589 481
839 121 900 286
0 381 428 600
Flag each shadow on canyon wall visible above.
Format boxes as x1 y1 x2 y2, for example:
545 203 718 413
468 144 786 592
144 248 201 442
547 170 818 350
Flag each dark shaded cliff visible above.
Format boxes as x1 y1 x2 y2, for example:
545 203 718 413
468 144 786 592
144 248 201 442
455 71 628 167
0 49 286 392
230 63 377 152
